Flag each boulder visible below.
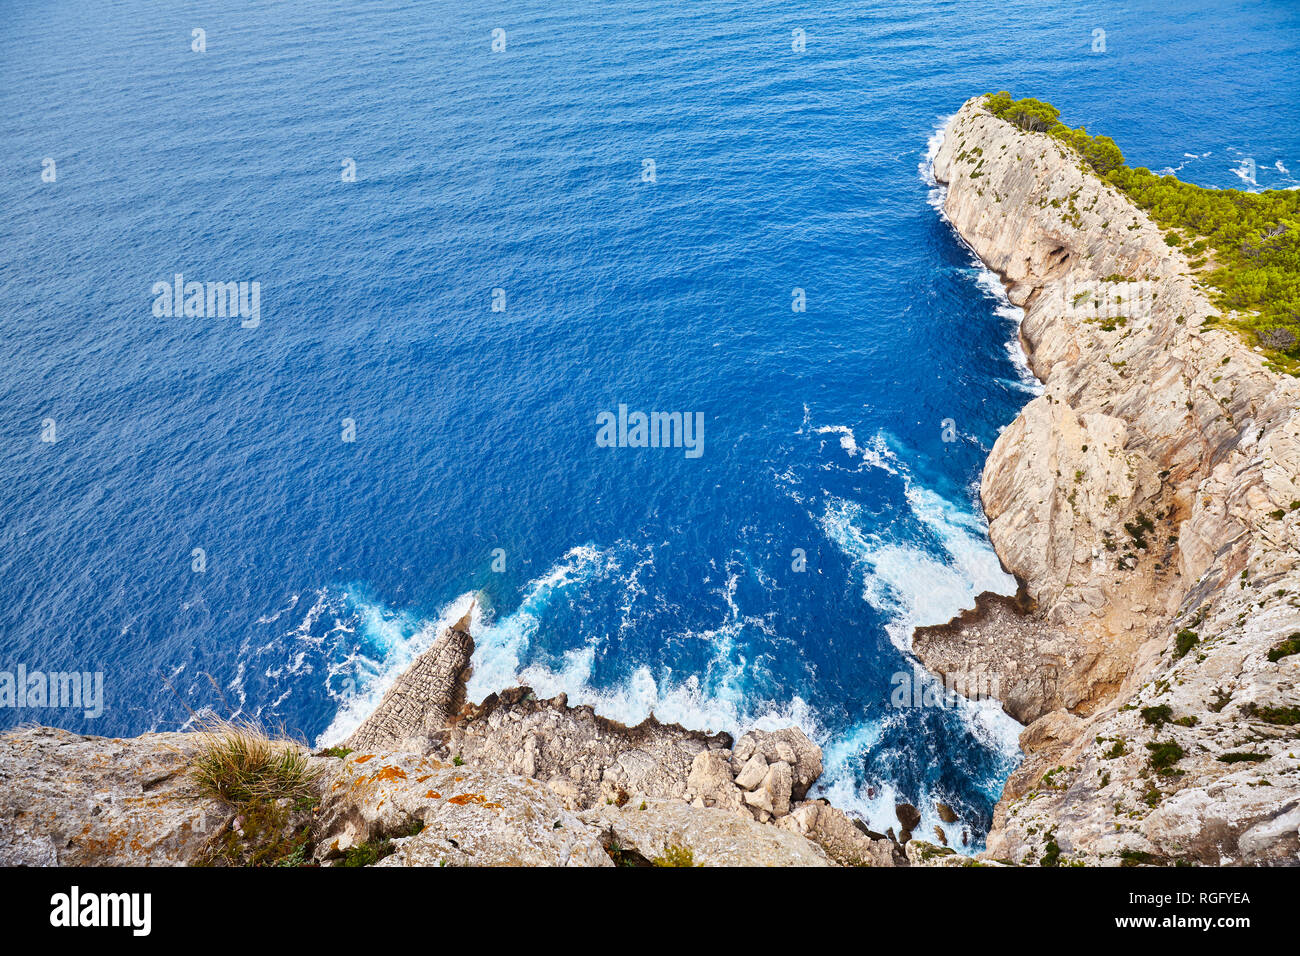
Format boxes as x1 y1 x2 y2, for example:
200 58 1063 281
896 803 922 832
686 750 744 812
734 753 768 791
761 761 793 817
580 799 832 867
733 729 823 800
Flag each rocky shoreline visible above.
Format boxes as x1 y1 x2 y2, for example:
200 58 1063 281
918 96 1300 865
0 611 933 866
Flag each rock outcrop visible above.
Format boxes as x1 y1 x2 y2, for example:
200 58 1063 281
919 96 1300 865
0 727 226 866
344 610 476 752
0 615 903 867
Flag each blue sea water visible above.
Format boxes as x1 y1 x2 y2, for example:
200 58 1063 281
2 0 1298 844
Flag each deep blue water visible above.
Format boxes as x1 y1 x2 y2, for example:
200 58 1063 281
2 0 1298 844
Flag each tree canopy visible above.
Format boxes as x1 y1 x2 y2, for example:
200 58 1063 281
984 92 1300 367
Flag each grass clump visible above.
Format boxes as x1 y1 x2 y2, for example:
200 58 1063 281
190 717 322 867
339 838 395 868
191 717 320 805
1173 629 1199 660
336 819 424 868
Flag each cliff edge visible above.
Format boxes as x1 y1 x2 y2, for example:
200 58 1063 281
916 96 1300 865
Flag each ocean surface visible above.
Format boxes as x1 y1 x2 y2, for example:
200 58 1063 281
3 0 1298 846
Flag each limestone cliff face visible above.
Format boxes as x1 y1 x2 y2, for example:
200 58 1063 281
917 97 1300 865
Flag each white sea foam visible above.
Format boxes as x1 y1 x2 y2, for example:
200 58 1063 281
819 481 1015 650
814 424 900 474
815 684 1020 853
921 114 1041 395
807 426 1023 846
464 548 812 739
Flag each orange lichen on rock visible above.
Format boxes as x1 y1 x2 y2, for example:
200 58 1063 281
368 765 408 784
424 790 441 799
446 792 502 810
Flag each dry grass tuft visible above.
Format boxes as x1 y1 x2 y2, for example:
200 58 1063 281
190 716 320 805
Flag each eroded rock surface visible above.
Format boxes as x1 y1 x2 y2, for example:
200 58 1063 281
922 96 1300 865
1 616 910 866
0 727 225 866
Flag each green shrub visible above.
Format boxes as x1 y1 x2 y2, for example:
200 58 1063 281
1140 705 1173 727
1241 703 1300 726
982 92 1300 368
1173 629 1199 659
1267 633 1300 662
1146 740 1185 773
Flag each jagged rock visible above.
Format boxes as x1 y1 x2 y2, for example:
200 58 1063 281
580 799 833 867
937 802 958 824
777 800 903 866
734 753 768 791
743 785 773 815
733 729 822 800
895 803 922 832
344 610 476 752
429 685 730 811
0 727 226 866
760 761 793 818
686 750 745 812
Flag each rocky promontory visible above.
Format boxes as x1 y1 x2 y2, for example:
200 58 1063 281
6 94 1296 869
918 96 1300 865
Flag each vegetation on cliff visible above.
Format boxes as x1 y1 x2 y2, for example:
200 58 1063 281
984 92 1300 368
190 718 321 866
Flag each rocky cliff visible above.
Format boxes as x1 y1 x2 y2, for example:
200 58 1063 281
916 96 1300 865
0 612 915 867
